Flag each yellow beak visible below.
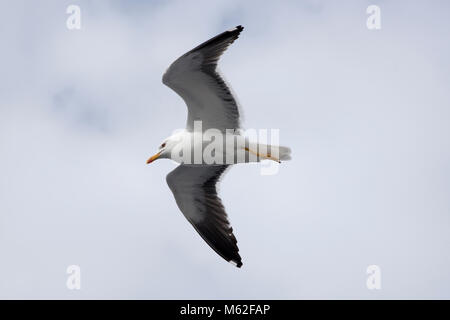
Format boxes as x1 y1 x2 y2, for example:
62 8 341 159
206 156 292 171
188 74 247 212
146 152 161 164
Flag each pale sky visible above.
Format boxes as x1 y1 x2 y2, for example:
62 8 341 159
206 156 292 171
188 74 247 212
0 0 449 299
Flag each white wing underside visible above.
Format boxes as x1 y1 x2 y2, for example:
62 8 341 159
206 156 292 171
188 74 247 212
166 165 242 267
162 26 243 132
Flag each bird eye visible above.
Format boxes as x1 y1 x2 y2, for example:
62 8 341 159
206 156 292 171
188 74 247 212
161 143 166 148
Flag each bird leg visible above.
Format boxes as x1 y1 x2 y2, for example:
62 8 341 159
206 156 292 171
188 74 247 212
244 147 281 163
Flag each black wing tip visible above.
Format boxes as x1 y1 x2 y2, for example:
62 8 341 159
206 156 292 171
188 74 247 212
231 25 244 37
183 25 244 58
230 259 243 268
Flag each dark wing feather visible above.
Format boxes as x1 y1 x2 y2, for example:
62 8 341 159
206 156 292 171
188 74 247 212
166 164 242 267
162 26 243 132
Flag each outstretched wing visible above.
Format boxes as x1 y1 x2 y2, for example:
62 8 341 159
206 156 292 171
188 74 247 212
166 164 242 267
162 26 243 132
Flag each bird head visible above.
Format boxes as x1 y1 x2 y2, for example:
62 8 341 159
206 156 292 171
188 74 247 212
146 134 183 164
146 140 169 164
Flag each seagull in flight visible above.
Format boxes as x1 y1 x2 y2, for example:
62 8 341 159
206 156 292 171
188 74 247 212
147 26 291 268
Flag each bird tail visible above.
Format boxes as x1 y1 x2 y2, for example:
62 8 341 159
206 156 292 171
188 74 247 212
245 143 292 162
277 145 292 161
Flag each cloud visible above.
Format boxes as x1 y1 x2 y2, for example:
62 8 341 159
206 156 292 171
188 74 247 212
0 0 449 298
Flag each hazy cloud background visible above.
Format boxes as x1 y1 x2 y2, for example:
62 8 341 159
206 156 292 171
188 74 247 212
0 0 449 299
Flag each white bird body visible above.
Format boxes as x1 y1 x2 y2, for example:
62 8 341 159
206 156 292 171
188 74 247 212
159 129 291 165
